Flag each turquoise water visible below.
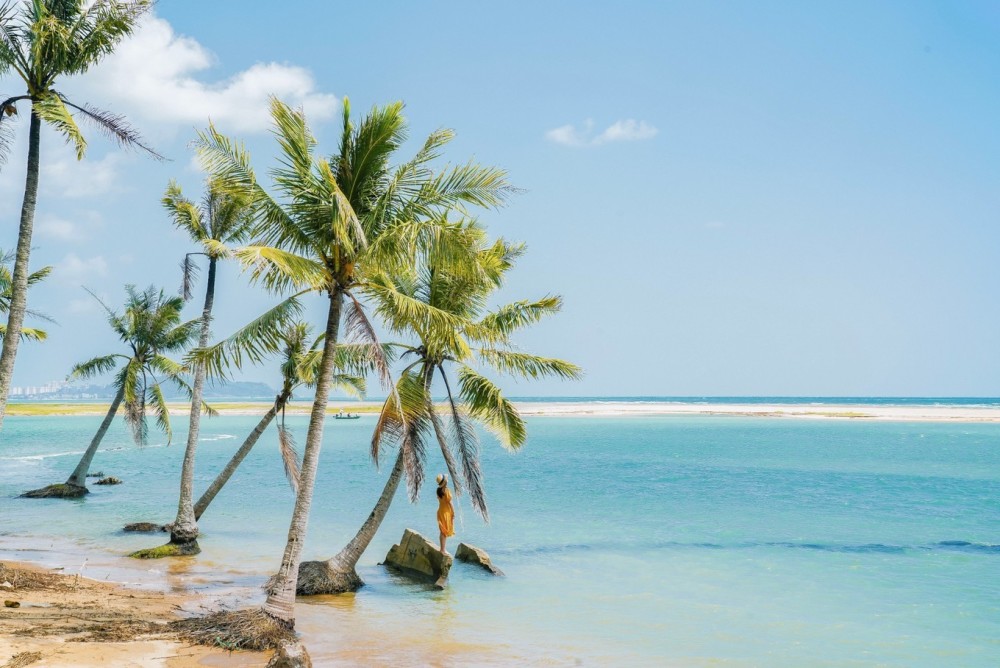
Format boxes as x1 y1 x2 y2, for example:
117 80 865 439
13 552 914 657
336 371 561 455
1 413 999 665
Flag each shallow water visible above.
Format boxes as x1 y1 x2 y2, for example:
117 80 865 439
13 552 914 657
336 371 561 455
1 414 999 665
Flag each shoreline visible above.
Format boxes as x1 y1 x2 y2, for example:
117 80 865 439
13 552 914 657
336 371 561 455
0 558 267 667
8 400 1000 422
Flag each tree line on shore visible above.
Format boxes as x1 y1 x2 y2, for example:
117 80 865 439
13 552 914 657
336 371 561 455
0 0 580 660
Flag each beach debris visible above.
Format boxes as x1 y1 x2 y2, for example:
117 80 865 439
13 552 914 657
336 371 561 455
85 472 105 478
267 639 313 668
171 608 296 651
381 528 453 589
122 522 167 533
2 651 42 668
1 581 13 589
19 483 88 499
455 543 505 576
94 476 122 485
4 600 20 607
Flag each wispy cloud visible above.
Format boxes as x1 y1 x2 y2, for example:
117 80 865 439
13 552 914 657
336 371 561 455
41 152 123 198
546 118 659 147
76 13 337 134
56 253 109 284
37 215 85 242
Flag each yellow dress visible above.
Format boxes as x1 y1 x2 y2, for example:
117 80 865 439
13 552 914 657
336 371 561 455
437 489 455 537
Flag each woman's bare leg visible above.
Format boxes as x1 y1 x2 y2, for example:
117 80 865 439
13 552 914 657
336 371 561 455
440 533 447 554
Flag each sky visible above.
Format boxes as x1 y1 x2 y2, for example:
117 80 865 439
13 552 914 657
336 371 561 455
2 0 1000 397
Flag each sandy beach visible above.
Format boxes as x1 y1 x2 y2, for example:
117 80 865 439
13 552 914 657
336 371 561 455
8 400 1000 422
0 561 267 667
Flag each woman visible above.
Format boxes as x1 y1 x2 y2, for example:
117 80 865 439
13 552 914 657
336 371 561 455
436 474 455 555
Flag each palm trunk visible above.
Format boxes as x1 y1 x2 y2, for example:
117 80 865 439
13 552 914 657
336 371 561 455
0 108 42 430
296 366 431 595
193 397 283 521
170 258 217 545
65 387 126 488
263 291 342 625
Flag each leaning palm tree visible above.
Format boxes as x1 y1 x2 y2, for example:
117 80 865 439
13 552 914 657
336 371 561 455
21 286 199 499
0 249 52 342
297 221 581 594
159 180 252 555
0 0 158 428
191 323 372 522
172 98 513 648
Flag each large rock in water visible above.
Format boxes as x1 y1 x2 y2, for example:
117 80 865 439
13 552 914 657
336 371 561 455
267 640 312 668
381 528 453 589
455 543 505 576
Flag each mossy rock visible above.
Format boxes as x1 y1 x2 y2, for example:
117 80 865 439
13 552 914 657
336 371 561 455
20 483 88 499
128 541 200 559
123 522 166 533
94 476 122 485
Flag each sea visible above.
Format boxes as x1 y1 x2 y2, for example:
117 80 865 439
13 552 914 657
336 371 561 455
1 398 998 666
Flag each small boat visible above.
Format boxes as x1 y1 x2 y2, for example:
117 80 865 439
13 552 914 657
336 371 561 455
334 413 361 420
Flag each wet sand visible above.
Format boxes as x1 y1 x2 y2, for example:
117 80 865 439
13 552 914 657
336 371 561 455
0 560 267 667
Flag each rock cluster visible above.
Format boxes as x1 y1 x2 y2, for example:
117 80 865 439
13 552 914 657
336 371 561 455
381 529 453 589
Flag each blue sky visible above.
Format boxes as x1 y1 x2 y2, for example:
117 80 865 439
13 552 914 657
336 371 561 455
2 1 1000 396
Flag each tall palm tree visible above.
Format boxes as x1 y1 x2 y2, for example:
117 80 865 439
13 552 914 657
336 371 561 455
21 285 199 499
159 180 252 554
0 0 158 429
297 221 581 594
0 249 51 342
181 97 513 639
192 323 372 522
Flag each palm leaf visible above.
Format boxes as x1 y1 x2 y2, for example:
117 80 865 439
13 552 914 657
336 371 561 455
457 365 526 450
277 425 301 495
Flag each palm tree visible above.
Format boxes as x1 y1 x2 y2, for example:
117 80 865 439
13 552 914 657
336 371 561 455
158 180 252 554
0 0 158 429
297 221 581 594
0 249 52 342
191 323 371 522
179 97 513 641
21 285 199 499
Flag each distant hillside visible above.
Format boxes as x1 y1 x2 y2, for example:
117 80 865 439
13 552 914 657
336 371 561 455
20 380 276 401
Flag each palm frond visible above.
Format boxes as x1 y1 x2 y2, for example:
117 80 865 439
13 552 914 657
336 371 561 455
68 353 121 380
342 291 394 391
277 425 301 495
188 294 303 379
35 92 86 159
147 381 172 444
476 296 563 343
476 349 583 381
457 365 526 450
232 245 326 293
439 366 487 520
61 98 161 158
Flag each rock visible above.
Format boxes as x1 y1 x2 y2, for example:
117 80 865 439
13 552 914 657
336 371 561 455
381 528 453 589
455 543 505 576
1 581 13 589
296 560 363 596
4 600 19 608
267 640 312 668
20 483 88 499
123 522 167 533
94 476 122 485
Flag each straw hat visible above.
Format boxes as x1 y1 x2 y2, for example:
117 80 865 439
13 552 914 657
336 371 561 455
436 474 446 487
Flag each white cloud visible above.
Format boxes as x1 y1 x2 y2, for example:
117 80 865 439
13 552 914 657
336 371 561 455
57 253 108 284
37 215 84 242
546 118 659 147
42 151 124 198
78 14 338 134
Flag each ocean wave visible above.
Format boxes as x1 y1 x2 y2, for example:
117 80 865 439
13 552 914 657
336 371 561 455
200 434 237 442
